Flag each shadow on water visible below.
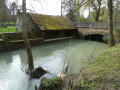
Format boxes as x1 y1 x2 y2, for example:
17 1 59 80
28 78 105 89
0 52 12 65
84 34 103 42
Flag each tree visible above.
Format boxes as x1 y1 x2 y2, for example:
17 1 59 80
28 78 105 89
0 0 9 27
63 0 76 21
22 0 34 71
84 0 106 21
108 0 114 47
10 2 18 23
74 0 89 21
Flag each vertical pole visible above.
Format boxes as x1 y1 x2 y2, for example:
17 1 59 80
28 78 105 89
22 0 34 70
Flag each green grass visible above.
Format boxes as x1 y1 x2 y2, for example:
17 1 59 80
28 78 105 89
71 44 120 89
0 27 16 33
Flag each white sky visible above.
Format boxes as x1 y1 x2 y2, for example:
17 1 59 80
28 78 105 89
9 0 61 16
8 0 89 17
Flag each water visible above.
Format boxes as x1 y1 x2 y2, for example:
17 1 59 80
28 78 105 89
0 39 108 90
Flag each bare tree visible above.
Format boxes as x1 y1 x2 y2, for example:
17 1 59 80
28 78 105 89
84 0 106 21
22 0 34 71
10 2 18 24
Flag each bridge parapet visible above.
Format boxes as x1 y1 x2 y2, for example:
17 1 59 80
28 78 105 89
76 22 120 29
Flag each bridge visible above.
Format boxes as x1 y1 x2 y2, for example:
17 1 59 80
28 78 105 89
76 22 120 41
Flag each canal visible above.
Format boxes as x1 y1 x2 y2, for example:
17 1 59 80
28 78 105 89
0 39 108 90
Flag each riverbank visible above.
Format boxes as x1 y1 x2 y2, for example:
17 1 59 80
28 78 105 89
39 43 120 89
70 43 120 89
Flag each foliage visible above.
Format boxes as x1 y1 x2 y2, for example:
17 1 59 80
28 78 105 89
63 0 76 22
114 29 120 44
0 0 11 27
39 77 62 90
66 9 76 22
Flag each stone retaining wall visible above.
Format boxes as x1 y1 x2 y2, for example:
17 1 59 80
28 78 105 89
0 29 77 52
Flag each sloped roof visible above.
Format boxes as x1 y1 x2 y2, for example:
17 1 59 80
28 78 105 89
28 13 75 30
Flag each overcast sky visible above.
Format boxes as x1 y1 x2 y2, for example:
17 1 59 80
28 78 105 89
9 0 62 16
8 0 89 17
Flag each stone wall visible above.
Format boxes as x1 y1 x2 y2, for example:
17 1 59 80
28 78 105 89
76 22 120 29
0 29 77 52
16 12 39 32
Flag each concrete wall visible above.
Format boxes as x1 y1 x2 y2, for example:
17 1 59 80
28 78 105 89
16 12 39 32
76 22 120 29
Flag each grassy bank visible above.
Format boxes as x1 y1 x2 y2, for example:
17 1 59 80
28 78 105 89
39 44 120 89
70 44 120 89
0 27 16 33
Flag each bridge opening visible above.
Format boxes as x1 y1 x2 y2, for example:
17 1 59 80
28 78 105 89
84 34 103 41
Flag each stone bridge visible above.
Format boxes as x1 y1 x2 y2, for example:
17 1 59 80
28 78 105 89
76 22 120 41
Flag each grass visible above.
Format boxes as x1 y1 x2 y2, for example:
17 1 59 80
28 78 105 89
0 27 16 33
70 44 120 89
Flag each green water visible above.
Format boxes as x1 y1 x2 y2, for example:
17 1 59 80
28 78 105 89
0 39 108 90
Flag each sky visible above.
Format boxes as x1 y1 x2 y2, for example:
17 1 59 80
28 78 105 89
8 0 89 17
9 0 62 16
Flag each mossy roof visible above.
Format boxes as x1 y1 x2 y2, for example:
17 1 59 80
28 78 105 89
28 13 75 30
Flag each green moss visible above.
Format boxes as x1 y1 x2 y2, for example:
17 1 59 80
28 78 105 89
40 77 62 89
29 13 75 30
2 37 11 48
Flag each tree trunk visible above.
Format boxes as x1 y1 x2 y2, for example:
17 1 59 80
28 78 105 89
95 5 101 22
108 0 114 47
95 16 99 22
22 0 34 70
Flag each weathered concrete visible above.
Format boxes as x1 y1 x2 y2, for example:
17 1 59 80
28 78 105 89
76 22 113 42
76 22 120 29
77 28 108 38
16 12 39 32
